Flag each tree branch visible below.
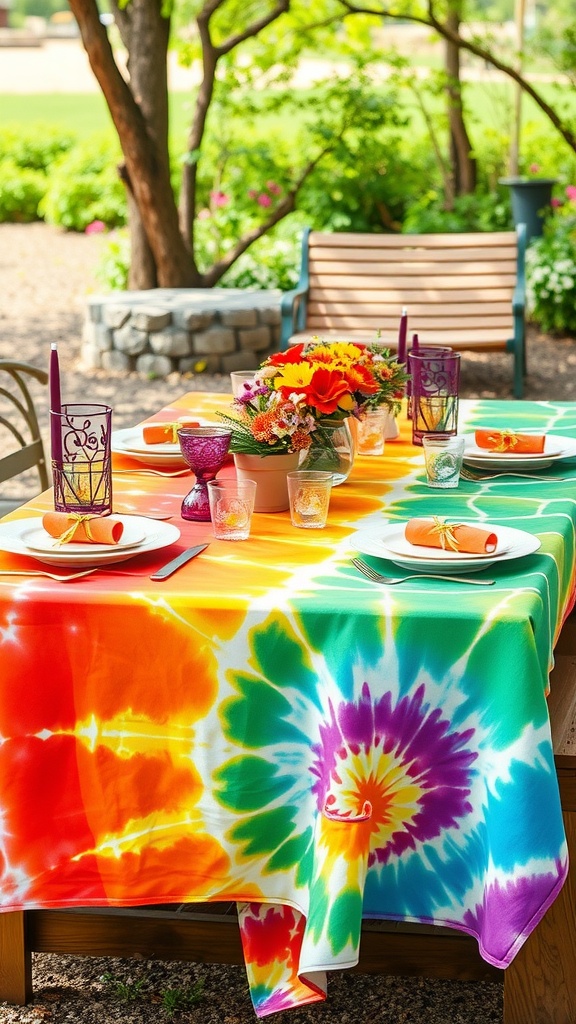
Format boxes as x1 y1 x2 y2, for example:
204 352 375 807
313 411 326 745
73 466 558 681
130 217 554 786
202 140 342 285
339 0 576 153
215 0 290 57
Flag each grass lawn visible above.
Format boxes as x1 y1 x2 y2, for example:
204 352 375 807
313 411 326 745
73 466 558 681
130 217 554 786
1 81 574 144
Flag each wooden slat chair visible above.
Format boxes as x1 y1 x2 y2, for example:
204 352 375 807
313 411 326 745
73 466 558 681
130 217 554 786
280 226 527 398
0 360 49 516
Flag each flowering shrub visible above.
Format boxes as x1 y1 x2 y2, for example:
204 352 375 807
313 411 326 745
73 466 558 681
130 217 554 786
218 341 408 456
526 187 576 335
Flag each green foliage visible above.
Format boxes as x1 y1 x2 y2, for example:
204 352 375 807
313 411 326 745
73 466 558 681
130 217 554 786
39 135 127 231
0 124 75 171
220 217 304 290
161 980 204 1019
100 970 204 1018
526 202 576 335
402 188 512 233
95 229 131 290
0 160 46 222
100 971 146 1002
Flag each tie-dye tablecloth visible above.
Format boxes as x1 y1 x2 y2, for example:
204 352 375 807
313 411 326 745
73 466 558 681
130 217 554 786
1 395 575 1016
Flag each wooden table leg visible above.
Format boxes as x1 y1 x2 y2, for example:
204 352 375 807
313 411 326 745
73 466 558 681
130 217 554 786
503 799 576 1023
0 910 32 1005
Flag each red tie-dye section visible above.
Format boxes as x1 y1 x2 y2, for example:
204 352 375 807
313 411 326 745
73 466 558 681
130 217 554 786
238 902 327 1017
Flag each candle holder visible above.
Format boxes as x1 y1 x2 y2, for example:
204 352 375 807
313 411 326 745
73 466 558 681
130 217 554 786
178 426 232 521
409 351 460 446
51 404 112 514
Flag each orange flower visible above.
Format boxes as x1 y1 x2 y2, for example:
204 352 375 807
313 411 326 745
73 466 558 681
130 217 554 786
300 367 353 415
265 344 306 367
344 364 381 395
252 410 279 442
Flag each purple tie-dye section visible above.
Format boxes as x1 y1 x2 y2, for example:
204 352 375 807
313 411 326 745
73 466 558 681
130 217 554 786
454 860 568 965
310 681 477 865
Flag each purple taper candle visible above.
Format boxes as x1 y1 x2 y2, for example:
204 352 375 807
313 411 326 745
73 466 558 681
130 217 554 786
406 333 419 419
50 342 62 462
397 307 408 365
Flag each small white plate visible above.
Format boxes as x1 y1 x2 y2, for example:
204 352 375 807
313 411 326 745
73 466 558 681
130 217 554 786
462 432 576 471
22 519 146 555
0 516 181 567
350 522 541 574
112 422 214 466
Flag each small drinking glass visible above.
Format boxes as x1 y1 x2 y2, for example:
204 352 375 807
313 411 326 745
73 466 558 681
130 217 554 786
422 433 465 489
207 479 257 540
357 408 387 456
287 471 333 529
230 371 256 397
177 426 232 521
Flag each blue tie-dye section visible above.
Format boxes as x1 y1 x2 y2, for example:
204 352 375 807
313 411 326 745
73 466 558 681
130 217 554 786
484 758 565 869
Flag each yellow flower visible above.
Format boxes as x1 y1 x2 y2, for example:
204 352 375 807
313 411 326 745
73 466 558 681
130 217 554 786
274 362 315 389
338 394 356 411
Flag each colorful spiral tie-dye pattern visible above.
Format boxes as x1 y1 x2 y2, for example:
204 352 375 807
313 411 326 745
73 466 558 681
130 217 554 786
0 397 574 1016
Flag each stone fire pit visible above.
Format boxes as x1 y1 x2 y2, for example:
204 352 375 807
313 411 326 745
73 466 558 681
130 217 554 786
82 288 282 378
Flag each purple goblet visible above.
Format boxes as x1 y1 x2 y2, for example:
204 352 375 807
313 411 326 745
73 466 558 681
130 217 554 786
177 426 232 521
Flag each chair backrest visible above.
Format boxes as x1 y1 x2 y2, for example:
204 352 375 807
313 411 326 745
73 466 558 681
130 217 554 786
304 229 520 348
0 360 49 510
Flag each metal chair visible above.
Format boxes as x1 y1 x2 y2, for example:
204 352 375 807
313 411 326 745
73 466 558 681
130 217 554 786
0 360 49 516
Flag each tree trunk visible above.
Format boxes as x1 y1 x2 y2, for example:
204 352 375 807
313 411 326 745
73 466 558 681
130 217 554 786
445 7 477 196
69 0 199 287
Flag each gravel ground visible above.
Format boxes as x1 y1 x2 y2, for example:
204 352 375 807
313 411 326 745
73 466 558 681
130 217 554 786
1 220 573 1024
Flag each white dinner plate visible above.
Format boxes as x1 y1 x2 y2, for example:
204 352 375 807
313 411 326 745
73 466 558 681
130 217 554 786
384 530 511 561
462 432 576 471
0 516 181 567
112 421 214 466
350 522 541 574
22 519 146 555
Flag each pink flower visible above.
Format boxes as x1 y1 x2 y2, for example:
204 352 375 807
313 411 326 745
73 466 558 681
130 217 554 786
266 181 282 195
551 197 562 208
566 185 576 202
257 193 272 207
529 163 540 174
247 189 258 200
198 208 211 220
210 190 229 208
85 220 106 234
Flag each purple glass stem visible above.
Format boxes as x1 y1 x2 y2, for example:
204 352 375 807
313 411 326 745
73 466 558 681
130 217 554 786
178 427 232 522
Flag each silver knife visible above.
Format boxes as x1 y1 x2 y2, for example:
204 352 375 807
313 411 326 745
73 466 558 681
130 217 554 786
150 544 209 581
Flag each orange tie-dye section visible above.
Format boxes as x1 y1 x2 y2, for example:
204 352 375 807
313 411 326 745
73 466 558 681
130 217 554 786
0 590 240 905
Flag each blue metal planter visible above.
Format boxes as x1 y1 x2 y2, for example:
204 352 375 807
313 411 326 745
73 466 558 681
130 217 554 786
499 177 557 244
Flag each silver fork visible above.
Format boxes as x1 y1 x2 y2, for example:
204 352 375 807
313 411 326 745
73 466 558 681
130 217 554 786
460 467 569 482
0 568 100 582
351 557 495 586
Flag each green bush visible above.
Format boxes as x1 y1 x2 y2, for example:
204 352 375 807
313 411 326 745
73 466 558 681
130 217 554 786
0 124 75 172
0 160 46 222
96 218 303 292
526 204 576 335
95 229 130 291
39 135 127 231
402 188 512 234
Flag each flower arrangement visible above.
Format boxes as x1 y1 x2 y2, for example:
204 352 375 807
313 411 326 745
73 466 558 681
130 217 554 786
218 340 408 457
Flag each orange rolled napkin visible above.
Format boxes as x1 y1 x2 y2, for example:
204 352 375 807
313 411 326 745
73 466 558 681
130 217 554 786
143 418 200 444
474 428 545 454
42 512 124 545
405 517 497 554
